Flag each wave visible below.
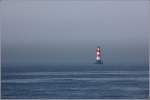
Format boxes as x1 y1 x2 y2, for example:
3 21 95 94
2 77 148 83
4 71 149 76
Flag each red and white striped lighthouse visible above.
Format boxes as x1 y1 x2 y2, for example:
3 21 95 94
96 46 102 64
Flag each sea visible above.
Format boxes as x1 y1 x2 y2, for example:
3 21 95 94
1 63 149 99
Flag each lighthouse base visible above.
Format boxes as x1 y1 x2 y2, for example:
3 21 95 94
95 60 103 64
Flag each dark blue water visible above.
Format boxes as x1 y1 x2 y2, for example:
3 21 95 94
1 64 149 99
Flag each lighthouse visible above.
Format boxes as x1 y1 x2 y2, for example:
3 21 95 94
96 46 103 64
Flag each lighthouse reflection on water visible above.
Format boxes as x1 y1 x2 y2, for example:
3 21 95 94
96 46 103 64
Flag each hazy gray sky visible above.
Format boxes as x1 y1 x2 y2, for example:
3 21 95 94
1 0 149 65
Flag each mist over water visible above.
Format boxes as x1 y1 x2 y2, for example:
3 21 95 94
2 0 149 67
2 44 149 67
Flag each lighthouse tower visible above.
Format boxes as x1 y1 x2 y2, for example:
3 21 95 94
96 46 103 64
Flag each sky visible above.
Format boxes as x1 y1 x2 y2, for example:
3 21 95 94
1 0 149 66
